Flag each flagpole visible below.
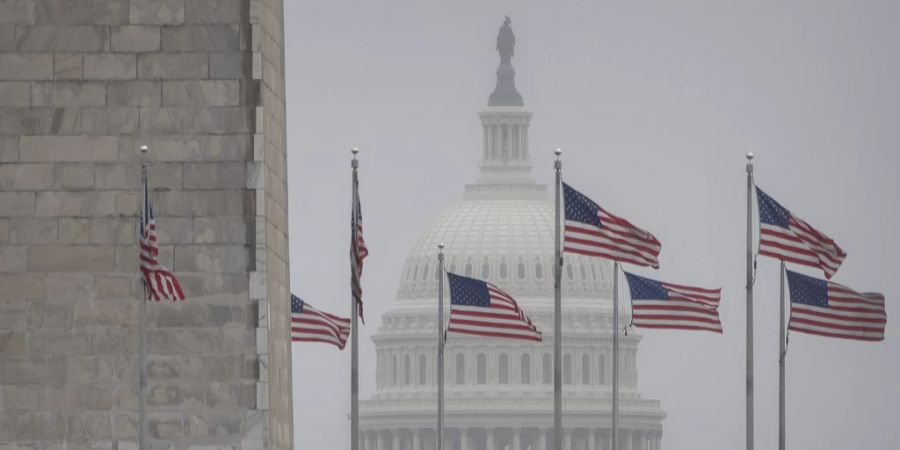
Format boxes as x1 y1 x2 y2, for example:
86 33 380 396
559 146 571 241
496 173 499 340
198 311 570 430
745 152 755 450
437 243 445 450
351 148 360 450
553 148 563 450
138 144 149 450
779 260 786 450
612 261 620 450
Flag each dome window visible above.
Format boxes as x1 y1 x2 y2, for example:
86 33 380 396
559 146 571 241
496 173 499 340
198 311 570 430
566 263 574 281
455 354 465 385
599 354 607 385
422 263 429 281
476 354 487 384
582 354 590 384
580 264 587 281
542 353 552 384
563 354 573 385
392 355 398 386
464 262 473 277
499 260 508 279
591 264 598 281
534 261 543 280
403 354 411 386
418 354 427 385
520 354 531 384
517 261 526 280
499 353 509 384
481 260 490 279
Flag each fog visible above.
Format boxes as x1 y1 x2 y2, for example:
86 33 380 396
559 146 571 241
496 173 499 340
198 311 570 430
285 2 900 449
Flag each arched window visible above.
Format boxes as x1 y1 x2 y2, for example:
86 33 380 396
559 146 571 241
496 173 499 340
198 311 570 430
566 263 575 281
392 355 398 386
582 354 590 384
422 263 429 281
418 354 427 385
456 354 465 385
599 354 606 385
580 264 587 280
542 353 552 384
535 261 543 280
403 354 410 385
482 259 490 279
499 260 508 279
517 261 526 279
499 353 509 384
520 354 531 384
563 354 572 385
477 354 487 384
465 262 473 277
591 264 598 280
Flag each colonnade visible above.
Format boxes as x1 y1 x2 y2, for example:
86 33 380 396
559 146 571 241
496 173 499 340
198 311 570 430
361 427 662 450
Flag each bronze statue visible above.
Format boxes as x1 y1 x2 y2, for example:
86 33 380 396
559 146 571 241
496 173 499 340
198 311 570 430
497 16 515 65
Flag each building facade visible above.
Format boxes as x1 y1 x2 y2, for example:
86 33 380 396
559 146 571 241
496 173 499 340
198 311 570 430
358 21 665 450
0 1 292 449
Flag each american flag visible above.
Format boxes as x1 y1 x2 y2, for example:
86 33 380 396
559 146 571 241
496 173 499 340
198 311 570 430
291 295 351 349
351 171 369 322
140 169 184 301
624 272 722 333
563 182 662 268
446 273 541 342
786 270 886 342
756 187 846 279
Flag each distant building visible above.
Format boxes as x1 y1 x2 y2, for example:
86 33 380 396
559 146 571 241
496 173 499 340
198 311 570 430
359 20 665 450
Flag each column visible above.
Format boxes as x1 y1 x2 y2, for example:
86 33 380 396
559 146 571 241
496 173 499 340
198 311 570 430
412 429 420 450
588 430 595 450
538 428 547 450
392 430 400 450
486 428 495 450
564 429 572 450
460 428 468 450
620 430 630 450
513 428 521 450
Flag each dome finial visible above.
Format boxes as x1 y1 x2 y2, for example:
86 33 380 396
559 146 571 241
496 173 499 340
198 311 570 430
488 16 524 107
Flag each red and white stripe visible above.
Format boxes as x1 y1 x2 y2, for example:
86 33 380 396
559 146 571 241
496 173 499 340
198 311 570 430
660 281 721 308
564 207 661 268
140 220 185 301
789 283 886 342
759 215 846 279
447 285 542 342
292 304 352 349
632 299 723 333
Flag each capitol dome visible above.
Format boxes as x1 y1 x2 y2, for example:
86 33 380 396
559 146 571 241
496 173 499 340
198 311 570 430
359 20 664 450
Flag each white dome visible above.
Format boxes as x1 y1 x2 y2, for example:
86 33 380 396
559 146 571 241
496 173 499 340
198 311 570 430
397 195 614 301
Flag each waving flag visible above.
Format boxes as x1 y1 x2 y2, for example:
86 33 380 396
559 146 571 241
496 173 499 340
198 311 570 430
140 169 184 301
446 273 541 342
291 295 351 349
756 187 846 279
351 173 369 322
786 270 886 342
624 272 722 333
563 182 661 268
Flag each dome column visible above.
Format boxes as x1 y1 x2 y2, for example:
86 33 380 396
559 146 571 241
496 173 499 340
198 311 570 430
564 428 572 450
486 427 495 450
538 428 547 450
588 430 596 450
512 427 521 450
459 428 469 450
413 428 421 450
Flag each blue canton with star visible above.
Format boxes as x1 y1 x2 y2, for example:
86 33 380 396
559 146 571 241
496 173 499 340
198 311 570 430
447 273 492 307
756 187 791 228
291 294 304 313
785 270 828 307
623 272 670 301
563 182 604 228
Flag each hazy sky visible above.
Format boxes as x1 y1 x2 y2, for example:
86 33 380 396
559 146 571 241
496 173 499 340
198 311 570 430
284 2 900 449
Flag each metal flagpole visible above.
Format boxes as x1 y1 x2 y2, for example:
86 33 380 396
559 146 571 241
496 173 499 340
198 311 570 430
437 243 445 450
138 144 149 450
612 262 620 450
351 148 360 450
779 260 786 450
553 148 563 450
745 152 755 450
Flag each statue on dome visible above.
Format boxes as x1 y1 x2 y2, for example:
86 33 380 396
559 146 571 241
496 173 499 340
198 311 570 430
497 16 515 65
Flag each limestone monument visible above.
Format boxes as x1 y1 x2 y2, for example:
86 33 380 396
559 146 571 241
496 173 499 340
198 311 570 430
0 1 293 449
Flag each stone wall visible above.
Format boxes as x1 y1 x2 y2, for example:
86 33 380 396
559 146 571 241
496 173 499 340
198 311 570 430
0 1 292 449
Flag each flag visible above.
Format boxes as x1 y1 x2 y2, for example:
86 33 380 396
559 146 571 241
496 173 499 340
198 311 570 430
140 169 184 301
624 272 723 333
563 182 662 268
446 273 541 342
291 295 351 349
786 270 886 342
351 172 369 322
756 187 846 279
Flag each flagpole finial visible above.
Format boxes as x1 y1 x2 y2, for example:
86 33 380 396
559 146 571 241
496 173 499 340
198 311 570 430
351 147 359 169
352 147 359 157
746 152 754 161
438 243 444 252
139 144 149 155
554 147 562 158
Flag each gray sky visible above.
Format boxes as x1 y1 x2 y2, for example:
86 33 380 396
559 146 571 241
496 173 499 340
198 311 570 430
284 2 900 449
